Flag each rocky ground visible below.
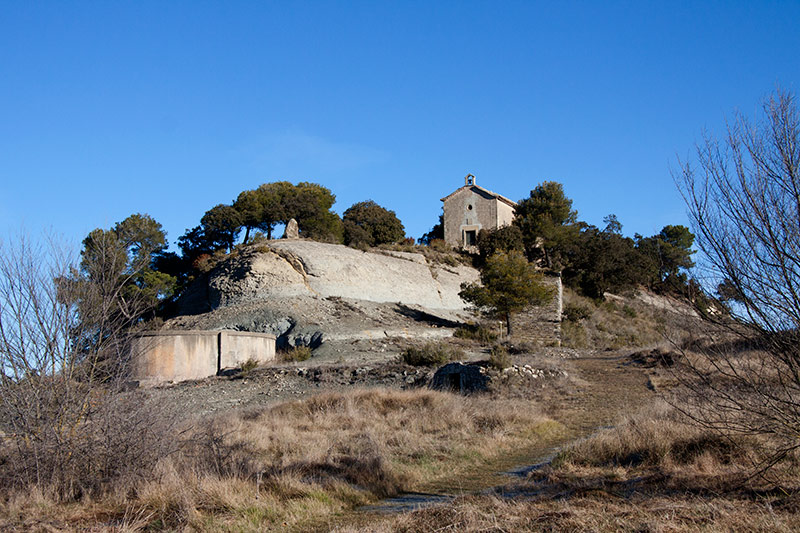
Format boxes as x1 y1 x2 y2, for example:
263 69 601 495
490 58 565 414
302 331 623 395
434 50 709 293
145 341 583 420
164 241 479 350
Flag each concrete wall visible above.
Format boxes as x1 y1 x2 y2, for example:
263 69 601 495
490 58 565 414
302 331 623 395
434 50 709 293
131 330 276 384
219 330 276 369
509 274 563 346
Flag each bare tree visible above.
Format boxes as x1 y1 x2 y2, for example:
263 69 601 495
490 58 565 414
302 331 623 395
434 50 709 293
676 88 800 471
0 232 173 497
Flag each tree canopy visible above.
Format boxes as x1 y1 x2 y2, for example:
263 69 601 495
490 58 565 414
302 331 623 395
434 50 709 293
200 204 243 253
80 213 176 319
287 182 343 242
476 225 524 263
514 181 579 269
634 224 695 291
418 214 444 245
343 200 405 247
459 250 552 335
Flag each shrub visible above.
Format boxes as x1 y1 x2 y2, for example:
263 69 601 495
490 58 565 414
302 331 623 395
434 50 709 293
560 320 588 348
0 231 179 500
429 239 450 252
240 358 259 376
454 323 498 344
280 346 312 362
402 342 463 366
488 345 511 370
563 303 592 322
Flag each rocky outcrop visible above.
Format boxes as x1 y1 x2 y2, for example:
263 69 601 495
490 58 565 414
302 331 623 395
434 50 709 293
178 241 478 315
169 241 479 350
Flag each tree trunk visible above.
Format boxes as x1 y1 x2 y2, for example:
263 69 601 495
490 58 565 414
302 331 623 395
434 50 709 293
243 226 251 244
505 311 513 338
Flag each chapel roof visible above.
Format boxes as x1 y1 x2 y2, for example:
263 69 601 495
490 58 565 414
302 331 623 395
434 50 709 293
440 184 517 207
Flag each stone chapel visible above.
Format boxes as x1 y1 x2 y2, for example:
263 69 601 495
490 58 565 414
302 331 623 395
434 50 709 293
440 174 517 251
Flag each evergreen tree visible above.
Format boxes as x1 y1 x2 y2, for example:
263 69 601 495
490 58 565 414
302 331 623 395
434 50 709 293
459 251 551 336
418 214 444 245
477 225 524 263
79 213 175 322
200 204 242 252
343 200 405 247
514 181 579 269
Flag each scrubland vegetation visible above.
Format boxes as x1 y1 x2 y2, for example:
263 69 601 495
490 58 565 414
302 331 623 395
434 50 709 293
0 389 562 531
332 398 800 532
279 345 313 362
401 342 464 367
2 89 799 532
560 288 670 349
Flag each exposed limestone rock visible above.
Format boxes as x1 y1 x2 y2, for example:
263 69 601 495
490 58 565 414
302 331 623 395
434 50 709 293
169 241 479 350
282 218 299 239
178 241 478 314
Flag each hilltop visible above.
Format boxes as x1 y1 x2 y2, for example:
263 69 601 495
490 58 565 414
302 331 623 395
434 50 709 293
164 240 481 360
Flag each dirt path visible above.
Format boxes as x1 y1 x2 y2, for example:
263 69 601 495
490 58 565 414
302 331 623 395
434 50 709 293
313 349 656 528
432 350 654 493
549 350 654 434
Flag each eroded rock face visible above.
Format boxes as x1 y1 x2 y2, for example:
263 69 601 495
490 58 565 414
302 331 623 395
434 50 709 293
179 241 478 314
169 241 479 349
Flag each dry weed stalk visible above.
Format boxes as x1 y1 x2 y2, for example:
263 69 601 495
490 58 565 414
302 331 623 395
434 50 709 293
0 232 176 498
676 88 800 477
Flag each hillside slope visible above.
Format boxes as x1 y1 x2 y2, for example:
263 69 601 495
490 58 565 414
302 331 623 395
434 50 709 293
166 241 480 352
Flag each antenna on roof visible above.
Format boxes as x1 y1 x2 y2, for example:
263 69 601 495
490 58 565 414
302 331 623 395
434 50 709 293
465 173 475 186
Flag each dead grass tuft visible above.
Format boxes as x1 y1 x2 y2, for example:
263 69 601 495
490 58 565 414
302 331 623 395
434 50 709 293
560 289 668 349
279 345 313 362
555 401 751 475
0 388 558 531
401 342 463 366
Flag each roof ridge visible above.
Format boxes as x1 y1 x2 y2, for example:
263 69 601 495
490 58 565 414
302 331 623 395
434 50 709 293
440 184 517 206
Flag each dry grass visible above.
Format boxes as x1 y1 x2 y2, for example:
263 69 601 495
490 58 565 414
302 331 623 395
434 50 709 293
401 342 464 366
551 401 760 485
453 323 498 345
279 345 313 362
339 492 800 532
561 289 670 349
0 388 560 531
347 401 800 532
376 241 470 267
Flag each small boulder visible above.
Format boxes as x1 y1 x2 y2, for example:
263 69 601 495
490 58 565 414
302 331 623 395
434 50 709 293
430 362 490 394
283 218 300 239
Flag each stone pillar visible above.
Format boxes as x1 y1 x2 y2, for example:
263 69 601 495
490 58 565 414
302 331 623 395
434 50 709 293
283 218 300 239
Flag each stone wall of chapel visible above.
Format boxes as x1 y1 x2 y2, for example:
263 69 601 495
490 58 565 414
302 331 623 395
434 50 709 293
443 188 503 249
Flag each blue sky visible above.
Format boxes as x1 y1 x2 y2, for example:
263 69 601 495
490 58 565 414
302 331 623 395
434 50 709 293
1 1 799 249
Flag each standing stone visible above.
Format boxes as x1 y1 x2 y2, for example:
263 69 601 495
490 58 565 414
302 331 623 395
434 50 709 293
283 218 300 239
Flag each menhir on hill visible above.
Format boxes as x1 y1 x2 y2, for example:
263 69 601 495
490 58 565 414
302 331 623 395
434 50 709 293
166 241 480 349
